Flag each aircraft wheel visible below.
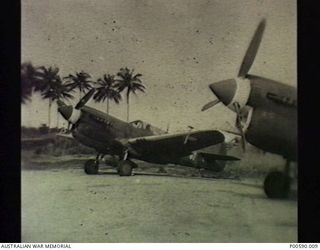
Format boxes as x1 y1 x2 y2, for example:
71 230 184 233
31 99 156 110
84 159 99 175
118 160 133 176
264 171 291 199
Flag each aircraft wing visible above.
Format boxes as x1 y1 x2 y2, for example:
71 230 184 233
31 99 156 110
198 152 240 161
125 130 225 159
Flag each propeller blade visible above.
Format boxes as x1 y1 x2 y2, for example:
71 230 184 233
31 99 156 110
233 102 247 152
237 122 247 152
71 123 76 131
75 88 95 109
201 99 220 111
66 122 77 132
57 100 66 107
238 19 266 78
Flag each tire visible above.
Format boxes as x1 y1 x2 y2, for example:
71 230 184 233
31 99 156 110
84 159 99 175
264 171 291 199
118 161 133 176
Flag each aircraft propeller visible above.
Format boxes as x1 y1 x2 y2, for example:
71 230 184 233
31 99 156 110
201 19 266 111
75 88 95 110
238 19 266 78
201 99 220 112
201 19 266 151
58 88 95 131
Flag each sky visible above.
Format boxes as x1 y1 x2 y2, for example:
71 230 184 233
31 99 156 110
21 0 296 132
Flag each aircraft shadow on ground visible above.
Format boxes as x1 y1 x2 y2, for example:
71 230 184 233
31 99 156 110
217 185 297 201
97 169 236 182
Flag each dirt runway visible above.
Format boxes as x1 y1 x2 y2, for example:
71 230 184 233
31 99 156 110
21 166 297 243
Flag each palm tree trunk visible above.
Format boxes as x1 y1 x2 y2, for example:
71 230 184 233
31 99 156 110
126 90 130 122
56 110 60 128
107 98 110 115
48 99 52 128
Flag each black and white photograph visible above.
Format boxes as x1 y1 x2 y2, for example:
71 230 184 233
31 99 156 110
21 0 297 243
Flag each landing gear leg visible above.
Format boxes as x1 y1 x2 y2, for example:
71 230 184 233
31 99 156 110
264 160 291 199
84 154 100 175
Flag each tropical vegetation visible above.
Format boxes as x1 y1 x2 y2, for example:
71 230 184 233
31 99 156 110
93 74 121 115
115 67 145 122
21 62 40 103
21 62 146 127
36 66 74 128
63 71 93 101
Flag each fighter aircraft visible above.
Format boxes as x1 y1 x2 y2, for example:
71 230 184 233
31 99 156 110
57 89 239 176
202 19 297 198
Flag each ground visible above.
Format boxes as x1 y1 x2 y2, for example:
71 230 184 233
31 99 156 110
21 153 297 243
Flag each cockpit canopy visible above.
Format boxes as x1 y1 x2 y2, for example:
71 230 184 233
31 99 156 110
130 120 151 130
130 120 164 135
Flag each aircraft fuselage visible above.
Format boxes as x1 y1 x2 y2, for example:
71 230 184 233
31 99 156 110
246 75 297 160
71 106 155 154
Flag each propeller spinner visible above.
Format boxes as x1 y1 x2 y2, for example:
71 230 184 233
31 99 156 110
58 88 95 125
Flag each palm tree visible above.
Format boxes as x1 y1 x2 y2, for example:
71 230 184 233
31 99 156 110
63 71 93 101
21 62 40 104
115 68 145 122
41 78 74 128
34 66 60 93
36 66 71 128
93 74 121 114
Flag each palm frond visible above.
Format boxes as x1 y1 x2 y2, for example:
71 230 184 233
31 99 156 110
92 74 120 104
21 62 40 103
62 71 93 95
